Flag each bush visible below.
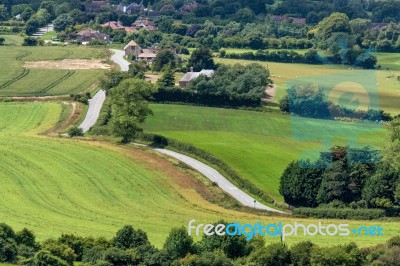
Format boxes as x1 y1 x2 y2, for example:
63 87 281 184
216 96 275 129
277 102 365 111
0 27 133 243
31 250 69 266
67 127 83 137
293 207 386 220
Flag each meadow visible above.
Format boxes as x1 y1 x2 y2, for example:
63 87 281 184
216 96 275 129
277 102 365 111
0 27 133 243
0 102 398 248
216 53 400 114
144 104 387 201
0 44 105 96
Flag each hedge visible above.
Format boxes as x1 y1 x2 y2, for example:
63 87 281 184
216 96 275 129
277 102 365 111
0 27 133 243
293 207 386 220
152 87 262 108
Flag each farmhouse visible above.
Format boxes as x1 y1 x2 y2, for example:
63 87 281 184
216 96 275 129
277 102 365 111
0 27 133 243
76 29 110 44
179 69 214 88
124 40 179 64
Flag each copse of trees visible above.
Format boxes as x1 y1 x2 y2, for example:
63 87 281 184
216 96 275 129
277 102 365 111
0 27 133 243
279 143 400 216
153 63 269 108
2 222 400 265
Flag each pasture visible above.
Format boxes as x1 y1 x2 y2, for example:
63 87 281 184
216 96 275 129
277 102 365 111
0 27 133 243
217 53 400 114
144 104 387 201
0 45 105 96
0 102 398 247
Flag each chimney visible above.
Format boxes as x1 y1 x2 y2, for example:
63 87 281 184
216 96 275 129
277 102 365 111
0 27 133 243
190 67 194 72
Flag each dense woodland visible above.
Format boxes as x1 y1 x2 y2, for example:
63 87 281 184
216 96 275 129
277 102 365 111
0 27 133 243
0 0 399 55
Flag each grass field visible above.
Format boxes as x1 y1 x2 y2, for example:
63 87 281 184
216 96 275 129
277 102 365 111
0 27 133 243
0 45 105 96
0 102 399 247
217 57 400 114
144 104 387 201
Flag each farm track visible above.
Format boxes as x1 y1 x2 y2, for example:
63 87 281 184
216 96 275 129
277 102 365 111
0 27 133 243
0 68 30 89
16 51 32 61
40 70 76 94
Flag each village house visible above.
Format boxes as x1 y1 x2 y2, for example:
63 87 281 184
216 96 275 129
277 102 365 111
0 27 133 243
132 18 157 31
101 21 125 31
83 1 109 13
116 1 145 14
124 40 179 64
76 29 110 44
179 69 214 88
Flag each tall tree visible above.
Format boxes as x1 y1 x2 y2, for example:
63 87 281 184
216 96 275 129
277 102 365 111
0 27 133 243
152 50 176 72
188 47 215 71
157 64 175 88
109 79 155 143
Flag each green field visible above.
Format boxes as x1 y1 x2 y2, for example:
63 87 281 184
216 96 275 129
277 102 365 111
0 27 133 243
0 45 105 96
218 57 400 114
144 104 387 201
0 102 399 247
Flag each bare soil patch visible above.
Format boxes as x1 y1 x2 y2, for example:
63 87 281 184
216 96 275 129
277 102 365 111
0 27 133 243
262 84 278 104
24 59 111 70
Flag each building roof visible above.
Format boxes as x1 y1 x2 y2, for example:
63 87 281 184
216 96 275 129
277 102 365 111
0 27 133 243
199 69 214 78
138 52 157 58
101 21 125 30
77 29 109 41
124 40 139 50
180 69 214 82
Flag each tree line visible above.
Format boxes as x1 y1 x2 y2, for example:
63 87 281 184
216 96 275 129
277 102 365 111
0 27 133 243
280 122 400 217
2 222 400 265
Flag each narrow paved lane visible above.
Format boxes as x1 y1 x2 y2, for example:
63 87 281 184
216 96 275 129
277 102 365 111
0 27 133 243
153 148 287 214
78 89 106 133
78 50 129 132
110 49 130 71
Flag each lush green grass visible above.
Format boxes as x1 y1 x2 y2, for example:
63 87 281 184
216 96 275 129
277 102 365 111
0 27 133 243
1 35 24 45
217 57 400 114
1 102 399 248
0 46 105 96
40 30 57 41
376 52 400 69
144 104 387 201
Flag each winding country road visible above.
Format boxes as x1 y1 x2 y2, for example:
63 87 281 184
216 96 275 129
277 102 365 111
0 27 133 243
78 89 106 133
80 49 286 213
